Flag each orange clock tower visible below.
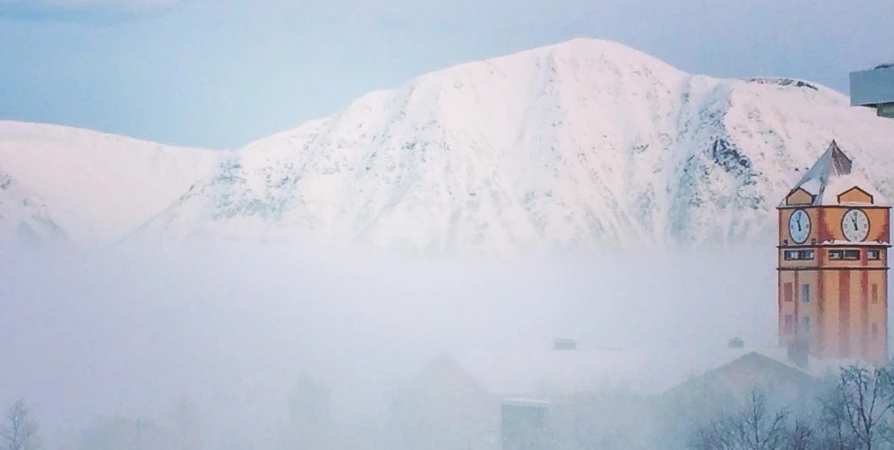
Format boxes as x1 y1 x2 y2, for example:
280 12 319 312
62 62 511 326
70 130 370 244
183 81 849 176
777 140 890 365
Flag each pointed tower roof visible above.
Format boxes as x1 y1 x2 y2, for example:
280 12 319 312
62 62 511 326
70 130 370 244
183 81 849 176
781 140 887 207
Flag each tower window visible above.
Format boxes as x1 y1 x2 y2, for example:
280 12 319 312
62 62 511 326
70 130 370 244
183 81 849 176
801 284 811 303
799 316 810 335
784 283 793 302
784 315 793 334
868 249 881 260
784 250 815 260
872 284 879 304
829 249 861 260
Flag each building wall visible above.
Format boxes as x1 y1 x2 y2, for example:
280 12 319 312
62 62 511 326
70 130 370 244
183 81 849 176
777 206 890 365
822 206 890 243
777 205 890 245
390 356 502 450
820 267 889 363
880 103 894 118
850 66 894 107
778 269 819 350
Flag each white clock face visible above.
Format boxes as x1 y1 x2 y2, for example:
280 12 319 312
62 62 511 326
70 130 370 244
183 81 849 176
789 209 810 244
842 209 870 242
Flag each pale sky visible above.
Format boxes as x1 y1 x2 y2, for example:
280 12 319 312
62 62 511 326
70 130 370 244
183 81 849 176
0 0 891 149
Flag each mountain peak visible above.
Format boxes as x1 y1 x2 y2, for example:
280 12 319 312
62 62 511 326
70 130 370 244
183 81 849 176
122 40 894 255
5 41 894 255
435 36 684 87
540 36 645 54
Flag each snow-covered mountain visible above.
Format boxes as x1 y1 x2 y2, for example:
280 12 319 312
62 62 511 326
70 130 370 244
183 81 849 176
124 38 894 255
120 38 894 255
0 168 65 246
5 39 893 254
0 121 226 245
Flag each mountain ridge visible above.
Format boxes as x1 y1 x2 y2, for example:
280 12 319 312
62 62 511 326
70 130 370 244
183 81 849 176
0 120 229 245
123 38 894 255
3 38 894 255
0 166 66 246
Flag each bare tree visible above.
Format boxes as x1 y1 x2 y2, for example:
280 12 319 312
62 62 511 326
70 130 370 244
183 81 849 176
785 417 817 450
0 400 40 450
829 365 894 450
689 413 736 450
689 387 790 450
736 388 790 450
817 379 860 450
686 364 894 450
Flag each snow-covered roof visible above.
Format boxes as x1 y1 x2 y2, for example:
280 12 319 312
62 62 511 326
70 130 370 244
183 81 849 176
780 140 887 207
447 344 830 399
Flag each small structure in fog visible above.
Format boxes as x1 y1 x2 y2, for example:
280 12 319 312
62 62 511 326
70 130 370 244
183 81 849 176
395 339 837 450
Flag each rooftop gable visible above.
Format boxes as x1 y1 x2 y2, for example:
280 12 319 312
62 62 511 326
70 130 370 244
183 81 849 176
439 345 828 400
781 140 887 207
663 351 818 399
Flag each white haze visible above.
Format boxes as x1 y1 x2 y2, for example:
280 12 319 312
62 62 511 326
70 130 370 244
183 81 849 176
0 240 781 448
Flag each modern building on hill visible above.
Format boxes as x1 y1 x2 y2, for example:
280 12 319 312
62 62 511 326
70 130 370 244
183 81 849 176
776 140 890 365
850 63 894 118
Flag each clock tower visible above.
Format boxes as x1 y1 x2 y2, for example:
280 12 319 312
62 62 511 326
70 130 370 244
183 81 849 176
778 140 890 365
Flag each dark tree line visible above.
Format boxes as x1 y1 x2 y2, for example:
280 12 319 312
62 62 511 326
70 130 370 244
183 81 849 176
0 373 339 450
8 363 894 450
690 363 894 450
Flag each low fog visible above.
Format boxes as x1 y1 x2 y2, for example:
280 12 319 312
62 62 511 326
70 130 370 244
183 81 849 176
0 240 780 449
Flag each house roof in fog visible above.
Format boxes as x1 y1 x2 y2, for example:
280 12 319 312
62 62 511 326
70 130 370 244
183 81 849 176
443 344 838 400
781 140 887 208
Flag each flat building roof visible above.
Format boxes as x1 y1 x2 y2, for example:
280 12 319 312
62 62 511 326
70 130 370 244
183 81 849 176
850 65 894 107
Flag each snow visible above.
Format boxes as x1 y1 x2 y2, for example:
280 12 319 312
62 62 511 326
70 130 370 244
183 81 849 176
0 121 228 244
5 37 894 254
0 169 65 245
120 37 894 255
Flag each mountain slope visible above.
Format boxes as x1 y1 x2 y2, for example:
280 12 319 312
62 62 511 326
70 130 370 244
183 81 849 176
128 38 894 255
0 121 227 244
0 168 65 246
